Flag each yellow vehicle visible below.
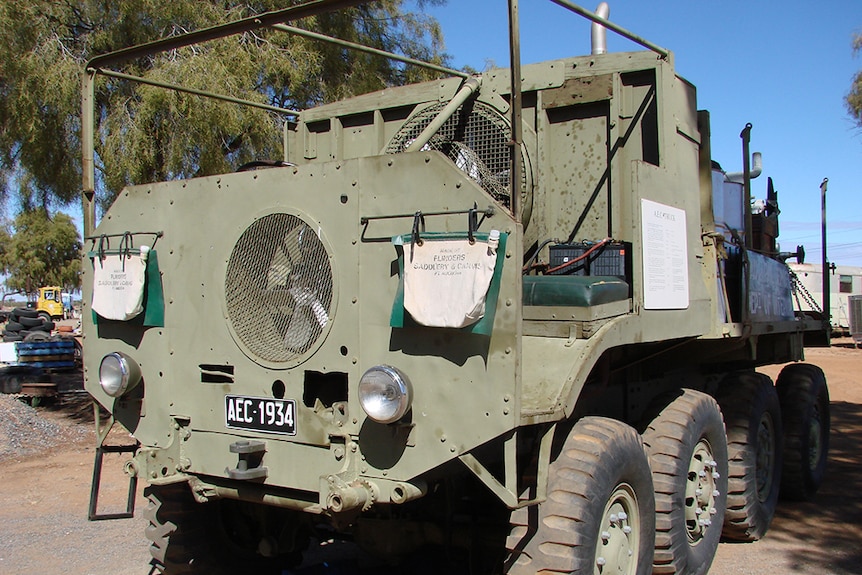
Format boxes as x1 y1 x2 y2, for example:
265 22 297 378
34 286 65 321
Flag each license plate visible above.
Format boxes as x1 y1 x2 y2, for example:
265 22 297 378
225 395 297 435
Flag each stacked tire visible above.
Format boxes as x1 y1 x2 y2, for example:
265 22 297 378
2 308 55 342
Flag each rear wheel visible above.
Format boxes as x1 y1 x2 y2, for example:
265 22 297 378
642 389 728 575
716 372 782 541
776 363 830 501
506 417 655 575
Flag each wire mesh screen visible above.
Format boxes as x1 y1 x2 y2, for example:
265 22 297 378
385 100 526 206
225 213 333 364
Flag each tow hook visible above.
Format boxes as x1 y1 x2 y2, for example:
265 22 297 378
226 439 268 480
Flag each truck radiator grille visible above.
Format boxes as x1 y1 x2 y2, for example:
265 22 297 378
225 213 333 364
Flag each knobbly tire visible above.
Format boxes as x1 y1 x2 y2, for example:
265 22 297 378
776 363 830 501
145 483 218 575
145 483 304 575
716 372 782 541
505 416 655 575
642 389 728 575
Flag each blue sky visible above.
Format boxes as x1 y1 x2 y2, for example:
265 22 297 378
46 1 861 270
418 0 862 266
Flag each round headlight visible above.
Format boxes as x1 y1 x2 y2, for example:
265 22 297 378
358 365 413 424
99 352 142 397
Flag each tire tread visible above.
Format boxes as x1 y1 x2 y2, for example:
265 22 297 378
506 417 655 575
642 389 728 575
715 372 782 541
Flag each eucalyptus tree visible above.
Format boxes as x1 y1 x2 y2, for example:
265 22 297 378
0 208 81 295
0 0 447 214
848 33 862 131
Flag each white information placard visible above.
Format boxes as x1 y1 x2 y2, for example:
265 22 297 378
641 199 689 309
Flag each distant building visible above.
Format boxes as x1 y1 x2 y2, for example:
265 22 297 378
789 263 862 332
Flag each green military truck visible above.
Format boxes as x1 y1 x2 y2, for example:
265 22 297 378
81 2 830 574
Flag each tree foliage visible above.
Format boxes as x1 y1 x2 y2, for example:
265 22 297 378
848 33 862 130
0 0 448 214
0 208 82 295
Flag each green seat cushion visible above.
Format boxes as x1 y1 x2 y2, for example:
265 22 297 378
523 275 629 307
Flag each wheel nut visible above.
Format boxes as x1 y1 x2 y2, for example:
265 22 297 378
601 531 611 542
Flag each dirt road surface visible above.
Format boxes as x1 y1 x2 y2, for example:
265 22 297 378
0 342 859 575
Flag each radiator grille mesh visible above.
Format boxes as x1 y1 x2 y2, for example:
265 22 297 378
225 213 333 364
385 101 526 206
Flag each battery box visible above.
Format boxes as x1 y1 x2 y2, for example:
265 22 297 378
548 242 631 280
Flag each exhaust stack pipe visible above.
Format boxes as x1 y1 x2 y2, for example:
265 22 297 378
725 151 762 183
591 2 610 55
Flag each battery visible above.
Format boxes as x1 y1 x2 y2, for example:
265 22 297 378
548 242 630 279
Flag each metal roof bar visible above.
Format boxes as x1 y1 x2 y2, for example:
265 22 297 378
548 0 670 59
270 24 468 79
508 0 523 222
93 68 300 116
86 0 375 70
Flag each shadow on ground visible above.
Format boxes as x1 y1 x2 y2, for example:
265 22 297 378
45 390 103 425
757 400 862 574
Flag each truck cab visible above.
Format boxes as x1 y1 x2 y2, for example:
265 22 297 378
33 286 65 322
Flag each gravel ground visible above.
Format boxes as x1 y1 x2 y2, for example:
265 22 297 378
0 343 859 575
0 394 89 459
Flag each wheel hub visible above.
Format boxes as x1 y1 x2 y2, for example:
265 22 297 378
808 405 823 471
685 439 719 544
596 483 640 575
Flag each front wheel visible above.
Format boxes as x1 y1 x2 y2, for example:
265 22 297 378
506 417 655 575
145 484 303 575
642 389 728 575
145 484 220 574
